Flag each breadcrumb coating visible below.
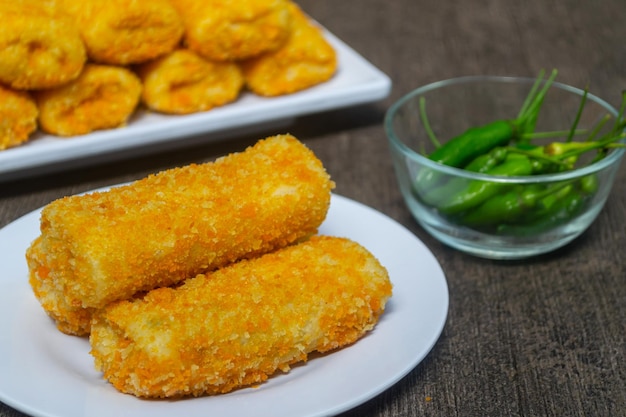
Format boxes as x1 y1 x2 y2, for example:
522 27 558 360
58 0 184 65
90 235 392 398
33 63 142 136
240 2 337 96
170 0 292 61
136 49 244 114
26 134 334 335
0 85 38 150
0 1 86 90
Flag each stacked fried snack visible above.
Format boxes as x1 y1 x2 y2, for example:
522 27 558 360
91 235 392 398
0 0 86 149
0 0 337 148
26 134 335 336
26 134 392 397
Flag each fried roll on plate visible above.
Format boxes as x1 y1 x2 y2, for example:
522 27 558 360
58 0 184 65
170 0 292 61
90 235 392 398
136 49 244 114
0 85 38 150
26 135 334 336
0 0 86 90
240 3 337 96
34 63 142 136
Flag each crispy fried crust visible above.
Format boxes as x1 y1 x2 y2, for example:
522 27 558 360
58 0 184 65
0 1 86 90
34 63 142 136
240 2 337 96
136 49 244 114
170 0 292 61
90 235 392 398
0 85 38 150
26 135 334 335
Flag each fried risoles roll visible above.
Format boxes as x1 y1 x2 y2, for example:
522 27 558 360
58 0 184 65
0 1 86 90
170 0 292 62
90 235 392 398
0 85 38 150
34 63 142 136
136 49 244 114
26 135 334 336
240 3 337 96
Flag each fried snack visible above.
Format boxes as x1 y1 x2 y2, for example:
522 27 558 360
0 0 86 90
240 3 337 97
57 0 184 65
170 0 292 62
34 63 142 136
136 49 244 114
26 134 334 336
90 235 392 398
0 85 38 150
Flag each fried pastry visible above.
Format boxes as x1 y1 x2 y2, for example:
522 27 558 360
170 0 292 61
34 63 142 136
90 235 392 397
240 2 337 96
242 3 337 96
0 85 38 150
0 0 86 90
58 0 184 65
136 49 244 114
26 134 334 335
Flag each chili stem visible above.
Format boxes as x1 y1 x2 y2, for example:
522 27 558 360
504 147 570 167
557 132 626 161
566 87 588 143
419 96 441 148
585 114 611 142
522 129 587 140
521 69 558 122
516 69 546 120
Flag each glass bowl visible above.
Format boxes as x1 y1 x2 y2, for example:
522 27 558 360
385 75 624 259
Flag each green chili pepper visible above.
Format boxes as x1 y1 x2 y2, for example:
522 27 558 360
496 191 586 236
514 143 540 151
418 177 465 206
463 146 508 172
436 155 534 214
429 132 618 218
459 185 545 228
460 167 599 233
427 120 515 168
550 137 625 161
579 174 599 195
416 69 557 191
507 137 624 173
414 120 515 192
459 181 575 229
534 183 574 212
544 141 593 168
419 147 509 205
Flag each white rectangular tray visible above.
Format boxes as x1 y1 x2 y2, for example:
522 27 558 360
0 30 391 181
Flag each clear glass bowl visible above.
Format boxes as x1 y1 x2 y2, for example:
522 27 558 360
385 76 624 259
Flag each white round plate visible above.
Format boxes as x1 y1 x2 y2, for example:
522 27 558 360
0 193 448 417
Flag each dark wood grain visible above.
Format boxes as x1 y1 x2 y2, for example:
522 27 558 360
2 1 625 416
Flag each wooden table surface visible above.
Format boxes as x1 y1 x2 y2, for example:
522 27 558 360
1 1 625 416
